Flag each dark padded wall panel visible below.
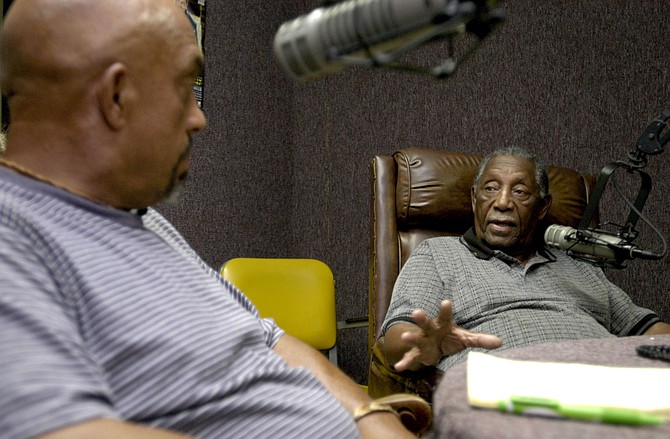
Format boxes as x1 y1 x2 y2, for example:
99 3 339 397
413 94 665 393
159 0 670 384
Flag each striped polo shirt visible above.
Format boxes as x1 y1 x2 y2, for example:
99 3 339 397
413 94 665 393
0 166 358 439
382 228 660 371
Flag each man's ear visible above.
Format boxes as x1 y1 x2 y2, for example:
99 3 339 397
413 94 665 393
97 63 128 130
538 194 553 220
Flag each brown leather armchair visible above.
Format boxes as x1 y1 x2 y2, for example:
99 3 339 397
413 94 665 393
367 147 597 401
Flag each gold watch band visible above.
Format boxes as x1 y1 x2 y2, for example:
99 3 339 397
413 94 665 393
353 401 399 422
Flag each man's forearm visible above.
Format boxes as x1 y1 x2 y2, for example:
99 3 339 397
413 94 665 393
644 321 670 335
273 334 415 439
381 322 422 369
273 333 371 412
35 419 194 439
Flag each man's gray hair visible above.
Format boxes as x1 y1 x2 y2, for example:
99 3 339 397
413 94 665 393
473 146 549 199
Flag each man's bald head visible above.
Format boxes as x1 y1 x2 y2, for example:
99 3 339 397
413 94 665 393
1 0 186 119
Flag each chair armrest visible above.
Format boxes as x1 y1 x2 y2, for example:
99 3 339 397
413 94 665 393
372 393 432 435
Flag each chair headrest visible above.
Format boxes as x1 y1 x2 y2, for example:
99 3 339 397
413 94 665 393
393 148 592 232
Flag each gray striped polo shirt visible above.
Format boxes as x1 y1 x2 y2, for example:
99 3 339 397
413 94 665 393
382 228 660 371
0 167 358 439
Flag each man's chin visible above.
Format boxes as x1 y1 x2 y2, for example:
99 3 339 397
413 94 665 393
482 233 517 250
162 177 186 205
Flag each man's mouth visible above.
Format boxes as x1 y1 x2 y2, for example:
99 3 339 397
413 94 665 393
487 219 516 232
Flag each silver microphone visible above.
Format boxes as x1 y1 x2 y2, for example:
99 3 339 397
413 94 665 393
544 224 655 263
273 0 491 82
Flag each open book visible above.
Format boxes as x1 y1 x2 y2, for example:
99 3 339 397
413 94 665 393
467 351 670 420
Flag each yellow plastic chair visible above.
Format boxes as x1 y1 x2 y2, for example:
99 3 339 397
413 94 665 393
221 258 338 365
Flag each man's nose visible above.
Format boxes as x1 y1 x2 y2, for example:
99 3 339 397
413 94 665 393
189 103 207 133
493 188 513 210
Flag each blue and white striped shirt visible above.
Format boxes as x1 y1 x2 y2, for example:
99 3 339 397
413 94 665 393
0 167 358 439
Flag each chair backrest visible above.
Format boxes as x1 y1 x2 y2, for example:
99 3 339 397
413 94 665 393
368 147 598 350
221 258 338 363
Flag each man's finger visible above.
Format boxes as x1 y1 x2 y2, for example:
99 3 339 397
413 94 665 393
476 333 503 349
460 330 503 349
435 300 454 326
394 348 421 372
411 309 438 333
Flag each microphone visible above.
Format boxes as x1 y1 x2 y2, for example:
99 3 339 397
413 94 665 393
544 224 660 265
273 0 503 81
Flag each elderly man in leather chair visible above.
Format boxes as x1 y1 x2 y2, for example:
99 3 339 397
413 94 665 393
379 147 670 386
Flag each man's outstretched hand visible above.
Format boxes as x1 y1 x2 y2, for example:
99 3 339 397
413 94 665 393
393 300 502 372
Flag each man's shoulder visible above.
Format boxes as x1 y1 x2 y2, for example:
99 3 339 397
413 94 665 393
416 229 504 262
422 235 462 245
416 235 470 255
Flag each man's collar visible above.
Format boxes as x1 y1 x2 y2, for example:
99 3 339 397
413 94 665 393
459 227 496 259
459 227 556 262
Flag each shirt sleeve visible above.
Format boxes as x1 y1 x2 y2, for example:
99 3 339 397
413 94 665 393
144 209 286 348
220 277 286 348
380 240 447 334
0 226 117 439
592 267 660 336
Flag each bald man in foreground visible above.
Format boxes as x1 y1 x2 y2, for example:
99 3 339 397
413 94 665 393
0 1 417 438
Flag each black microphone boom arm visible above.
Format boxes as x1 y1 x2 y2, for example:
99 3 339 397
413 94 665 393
575 102 670 267
577 162 652 239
